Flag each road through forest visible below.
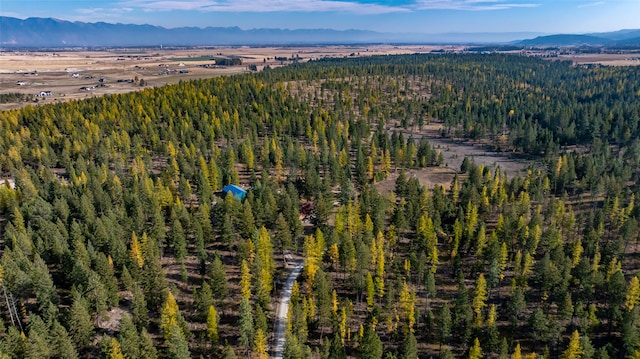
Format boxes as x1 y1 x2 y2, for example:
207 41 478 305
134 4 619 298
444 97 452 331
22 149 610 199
272 260 304 359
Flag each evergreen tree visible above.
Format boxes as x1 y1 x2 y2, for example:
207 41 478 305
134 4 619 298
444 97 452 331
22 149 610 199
166 324 191 359
328 333 347 359
359 325 383 359
194 281 214 320
139 329 158 359
223 342 238 359
118 315 140 359
68 294 94 351
209 253 229 301
50 320 78 359
439 305 452 348
401 332 418 359
238 297 254 352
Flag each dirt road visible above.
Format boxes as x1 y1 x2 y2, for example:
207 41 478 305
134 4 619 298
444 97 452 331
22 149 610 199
272 261 304 359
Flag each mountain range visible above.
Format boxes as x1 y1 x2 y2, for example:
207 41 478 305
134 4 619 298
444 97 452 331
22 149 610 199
518 29 640 47
1 16 639 47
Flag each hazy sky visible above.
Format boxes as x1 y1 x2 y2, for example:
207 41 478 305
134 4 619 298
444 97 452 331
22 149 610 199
2 0 639 34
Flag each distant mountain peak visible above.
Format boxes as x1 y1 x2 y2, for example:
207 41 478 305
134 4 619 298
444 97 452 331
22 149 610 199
2 16 639 47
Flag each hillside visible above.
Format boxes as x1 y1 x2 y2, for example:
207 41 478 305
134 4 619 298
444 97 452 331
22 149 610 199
518 34 611 46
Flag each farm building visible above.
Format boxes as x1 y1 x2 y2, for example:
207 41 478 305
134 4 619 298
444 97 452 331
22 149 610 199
221 184 247 200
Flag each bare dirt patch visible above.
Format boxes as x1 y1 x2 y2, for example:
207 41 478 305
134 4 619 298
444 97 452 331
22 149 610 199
398 122 533 176
375 166 457 196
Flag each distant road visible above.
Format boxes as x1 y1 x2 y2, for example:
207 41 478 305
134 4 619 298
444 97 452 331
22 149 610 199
272 260 304 359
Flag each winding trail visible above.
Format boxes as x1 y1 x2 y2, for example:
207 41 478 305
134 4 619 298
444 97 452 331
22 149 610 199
272 260 304 359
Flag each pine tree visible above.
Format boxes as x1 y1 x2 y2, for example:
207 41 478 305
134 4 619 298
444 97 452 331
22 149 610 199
50 320 79 359
366 272 375 311
239 201 256 239
195 281 214 320
166 324 191 359
209 253 228 300
118 315 140 359
139 329 158 359
238 297 254 352
170 218 187 260
223 342 238 359
401 332 418 359
329 333 347 359
359 325 383 359
131 285 149 329
439 305 452 348
275 213 293 250
68 294 94 350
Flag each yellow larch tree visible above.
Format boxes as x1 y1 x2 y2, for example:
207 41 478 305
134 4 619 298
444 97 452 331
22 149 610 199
109 337 124 359
472 274 488 327
561 330 583 359
207 305 219 344
625 276 640 311
160 292 179 341
240 260 252 300
253 329 268 359
130 232 143 268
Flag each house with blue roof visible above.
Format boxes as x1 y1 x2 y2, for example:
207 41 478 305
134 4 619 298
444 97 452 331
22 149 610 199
221 184 247 200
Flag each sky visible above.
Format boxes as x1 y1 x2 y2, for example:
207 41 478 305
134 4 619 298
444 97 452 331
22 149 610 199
2 0 640 34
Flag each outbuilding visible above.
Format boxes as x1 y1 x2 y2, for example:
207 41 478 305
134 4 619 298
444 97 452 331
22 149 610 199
221 184 247 200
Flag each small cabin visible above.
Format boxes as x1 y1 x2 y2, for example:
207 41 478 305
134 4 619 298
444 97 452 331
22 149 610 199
221 184 247 200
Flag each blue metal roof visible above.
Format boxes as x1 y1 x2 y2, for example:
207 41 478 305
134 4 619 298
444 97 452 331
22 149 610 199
221 184 247 199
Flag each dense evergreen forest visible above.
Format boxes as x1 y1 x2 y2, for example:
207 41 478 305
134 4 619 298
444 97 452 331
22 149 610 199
0 53 640 358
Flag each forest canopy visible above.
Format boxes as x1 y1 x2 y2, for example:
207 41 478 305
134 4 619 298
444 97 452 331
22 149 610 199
0 53 639 358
